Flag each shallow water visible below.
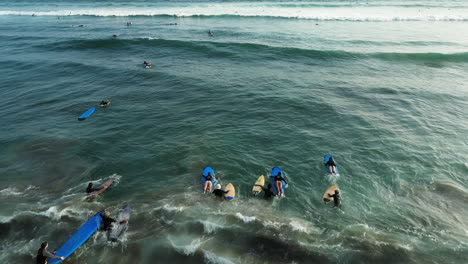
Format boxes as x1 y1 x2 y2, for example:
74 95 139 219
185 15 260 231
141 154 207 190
0 1 467 263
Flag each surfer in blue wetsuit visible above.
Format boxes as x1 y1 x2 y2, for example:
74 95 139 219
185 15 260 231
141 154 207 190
273 173 288 196
326 157 337 174
36 241 64 264
203 172 214 193
328 190 341 208
212 184 228 198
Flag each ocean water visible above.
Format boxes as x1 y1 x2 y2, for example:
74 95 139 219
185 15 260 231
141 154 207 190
0 1 467 263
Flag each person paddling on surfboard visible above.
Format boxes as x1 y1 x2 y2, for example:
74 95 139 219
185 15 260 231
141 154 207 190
273 173 288 196
203 172 214 193
212 184 229 198
326 157 337 174
86 182 102 194
36 241 64 264
328 190 341 208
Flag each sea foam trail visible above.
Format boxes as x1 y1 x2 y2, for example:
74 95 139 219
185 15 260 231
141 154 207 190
1 3 468 21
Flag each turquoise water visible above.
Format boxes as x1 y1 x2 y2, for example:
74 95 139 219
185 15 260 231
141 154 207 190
0 1 467 263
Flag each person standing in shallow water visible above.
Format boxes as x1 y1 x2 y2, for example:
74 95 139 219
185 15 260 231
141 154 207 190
36 241 64 264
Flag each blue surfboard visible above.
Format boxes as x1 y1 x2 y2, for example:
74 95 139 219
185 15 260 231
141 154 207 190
270 167 285 195
48 213 103 264
202 166 216 187
78 107 95 121
324 154 340 175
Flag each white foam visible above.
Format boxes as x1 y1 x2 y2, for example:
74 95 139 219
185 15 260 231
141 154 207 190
200 220 223 234
168 236 203 256
0 187 23 197
37 205 92 221
162 204 185 212
289 220 311 234
235 212 256 223
203 250 235 264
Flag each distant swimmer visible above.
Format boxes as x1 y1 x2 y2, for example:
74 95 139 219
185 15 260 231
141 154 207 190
325 157 337 174
36 241 64 264
99 100 111 107
126 22 132 26
144 61 152 69
203 172 214 193
163 23 178 25
112 34 120 38
327 190 341 208
71 25 84 28
32 13 36 17
212 184 229 198
262 184 277 199
86 182 101 194
208 30 214 37
273 172 288 196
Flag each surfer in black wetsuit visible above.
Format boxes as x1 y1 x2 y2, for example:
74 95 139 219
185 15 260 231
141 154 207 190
328 190 341 208
86 182 101 193
212 184 228 198
262 184 277 199
203 172 214 193
273 173 288 196
100 210 117 231
99 100 111 107
36 241 64 264
326 157 337 174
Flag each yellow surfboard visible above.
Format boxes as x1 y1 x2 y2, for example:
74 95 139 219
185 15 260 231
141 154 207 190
322 185 338 203
224 183 235 201
252 175 265 196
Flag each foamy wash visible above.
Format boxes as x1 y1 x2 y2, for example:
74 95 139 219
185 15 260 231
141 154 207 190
0 1 467 263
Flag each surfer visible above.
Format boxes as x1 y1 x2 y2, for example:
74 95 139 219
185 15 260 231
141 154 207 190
262 184 277 199
203 172 214 193
273 173 288 196
126 22 132 26
326 157 337 174
36 241 64 264
212 184 229 198
112 34 120 38
208 30 214 37
86 183 102 193
100 209 128 231
328 190 341 208
99 100 111 107
144 61 151 69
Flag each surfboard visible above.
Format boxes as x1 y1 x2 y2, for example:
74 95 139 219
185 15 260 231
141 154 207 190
86 178 114 200
107 205 131 242
270 167 286 195
224 183 235 200
78 107 95 121
48 213 103 264
252 175 265 196
201 166 216 189
322 185 338 203
324 154 340 175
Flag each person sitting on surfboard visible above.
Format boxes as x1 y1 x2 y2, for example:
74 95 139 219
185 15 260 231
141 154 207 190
212 184 229 198
273 173 288 196
328 190 341 208
203 172 214 193
326 157 337 174
36 241 64 264
262 184 277 199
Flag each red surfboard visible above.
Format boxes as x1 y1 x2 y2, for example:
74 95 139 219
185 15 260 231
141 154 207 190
86 178 114 200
